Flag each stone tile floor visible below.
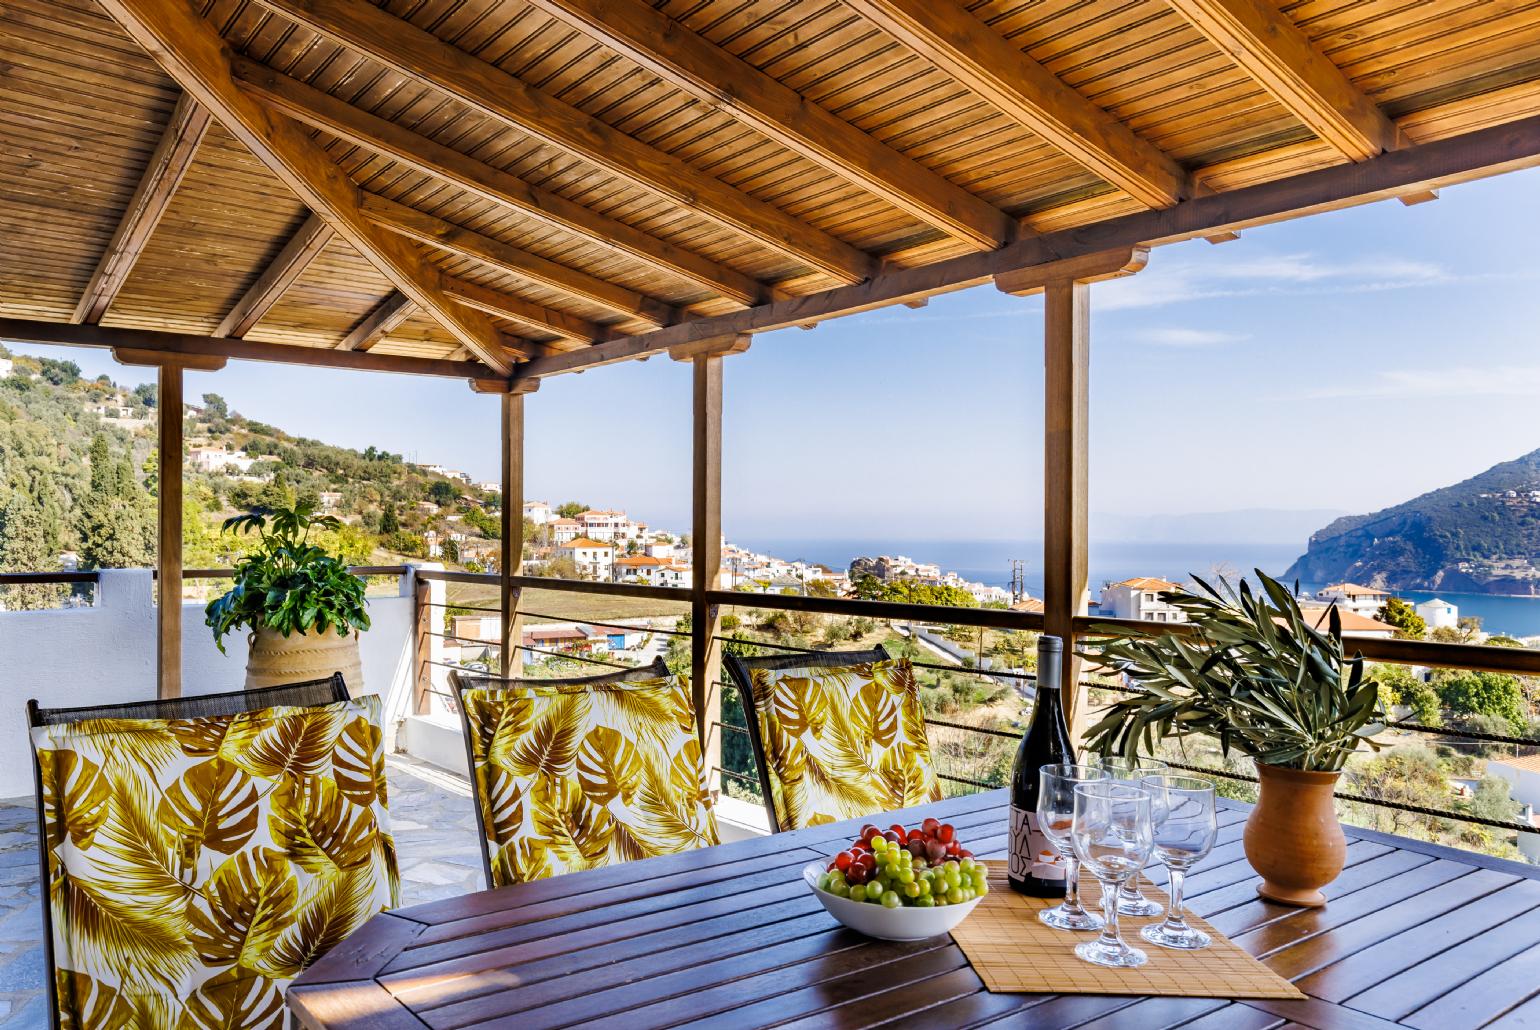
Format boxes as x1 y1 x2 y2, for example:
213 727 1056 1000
0 755 485 1027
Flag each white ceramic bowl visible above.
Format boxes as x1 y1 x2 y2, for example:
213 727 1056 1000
802 859 984 942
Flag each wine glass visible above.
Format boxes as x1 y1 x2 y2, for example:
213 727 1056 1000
1139 775 1218 950
1071 782 1154 968
1036 764 1109 931
1093 756 1169 917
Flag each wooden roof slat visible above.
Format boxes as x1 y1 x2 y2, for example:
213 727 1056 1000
214 211 335 336
231 56 771 306
252 0 879 285
525 0 1016 251
840 0 1188 209
71 92 212 324
95 0 513 374
338 290 414 351
442 277 609 346
1164 0 1399 161
359 192 677 329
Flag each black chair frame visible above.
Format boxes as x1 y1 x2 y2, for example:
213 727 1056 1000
721 646 891 834
27 673 349 1030
449 657 671 890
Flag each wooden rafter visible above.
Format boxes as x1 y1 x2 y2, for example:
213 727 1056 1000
231 57 770 307
515 110 1540 378
442 279 607 347
359 193 677 329
1164 0 1397 162
0 318 498 379
841 0 1187 209
73 93 212 324
525 0 1015 251
253 0 878 285
215 213 334 337
338 292 414 351
95 0 513 374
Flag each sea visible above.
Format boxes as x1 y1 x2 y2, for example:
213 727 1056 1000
734 537 1540 640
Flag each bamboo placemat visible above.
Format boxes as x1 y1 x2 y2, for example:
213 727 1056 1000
951 871 1303 999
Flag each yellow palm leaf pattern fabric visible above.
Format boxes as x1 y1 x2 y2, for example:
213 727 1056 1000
463 676 719 887
749 658 942 830
32 696 399 1030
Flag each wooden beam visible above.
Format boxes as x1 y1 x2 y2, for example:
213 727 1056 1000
1399 189 1440 206
159 364 185 698
667 334 752 363
513 112 1540 378
95 0 513 374
231 57 770 307
254 0 876 285
842 0 1186 208
73 93 212 324
339 292 414 351
499 381 537 677
442 279 606 346
1164 0 1397 162
1041 279 1090 735
215 213 335 337
994 247 1149 296
688 351 726 789
0 318 497 379
525 0 1014 251
360 194 677 328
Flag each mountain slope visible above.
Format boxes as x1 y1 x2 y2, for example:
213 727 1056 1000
1285 448 1540 594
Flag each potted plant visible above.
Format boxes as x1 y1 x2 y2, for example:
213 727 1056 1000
206 501 370 693
1080 571 1383 907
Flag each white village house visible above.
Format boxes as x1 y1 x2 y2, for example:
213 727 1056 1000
1416 597 1460 630
1316 583 1391 619
1100 577 1187 623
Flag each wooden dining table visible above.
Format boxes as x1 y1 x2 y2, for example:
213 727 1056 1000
289 788 1540 1029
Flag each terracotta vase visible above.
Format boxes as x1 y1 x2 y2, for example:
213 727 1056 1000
245 625 363 696
1244 762 1345 908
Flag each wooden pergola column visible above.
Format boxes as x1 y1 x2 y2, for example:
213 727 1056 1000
112 347 227 699
673 334 751 792
995 248 1149 736
499 380 537 676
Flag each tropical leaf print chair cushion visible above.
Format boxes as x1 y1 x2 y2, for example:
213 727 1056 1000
452 660 720 888
725 649 943 832
31 693 399 1030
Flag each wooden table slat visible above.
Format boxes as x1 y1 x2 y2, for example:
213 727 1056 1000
291 789 1540 1030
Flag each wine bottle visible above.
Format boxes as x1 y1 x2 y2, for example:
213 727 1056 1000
1008 634 1077 896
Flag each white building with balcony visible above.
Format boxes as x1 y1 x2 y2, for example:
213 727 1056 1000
187 445 256 474
1100 577 1186 623
557 537 615 580
1316 583 1391 618
523 500 552 524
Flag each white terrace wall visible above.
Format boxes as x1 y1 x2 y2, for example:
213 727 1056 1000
0 566 430 800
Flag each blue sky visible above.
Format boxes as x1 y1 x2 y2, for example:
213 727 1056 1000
18 167 1540 543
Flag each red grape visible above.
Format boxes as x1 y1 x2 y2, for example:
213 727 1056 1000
834 851 853 870
922 817 939 834
938 823 955 843
905 828 925 843
860 824 880 840
958 849 974 859
883 830 902 844
925 840 946 863
889 823 907 837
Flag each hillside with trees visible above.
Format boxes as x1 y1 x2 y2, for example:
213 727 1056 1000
0 344 502 607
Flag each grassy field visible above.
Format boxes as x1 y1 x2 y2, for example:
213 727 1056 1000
445 582 690 624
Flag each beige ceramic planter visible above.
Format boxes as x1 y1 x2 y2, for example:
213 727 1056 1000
245 625 363 695
1244 762 1346 908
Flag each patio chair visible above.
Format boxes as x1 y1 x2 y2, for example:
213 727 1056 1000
450 658 719 888
28 674 399 1030
722 647 943 833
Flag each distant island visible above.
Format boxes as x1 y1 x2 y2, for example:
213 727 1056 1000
1286 447 1540 595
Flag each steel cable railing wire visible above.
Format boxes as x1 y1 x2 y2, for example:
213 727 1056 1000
712 634 1037 681
516 611 691 636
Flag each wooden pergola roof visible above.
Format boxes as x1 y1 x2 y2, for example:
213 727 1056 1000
6 0 1540 384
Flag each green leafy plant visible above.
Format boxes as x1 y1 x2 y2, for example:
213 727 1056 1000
205 501 369 653
1080 571 1383 772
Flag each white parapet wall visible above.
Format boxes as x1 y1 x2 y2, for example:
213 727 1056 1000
0 566 427 800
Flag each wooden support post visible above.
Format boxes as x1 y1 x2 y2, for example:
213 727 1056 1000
113 348 224 700
413 574 432 714
678 335 749 792
995 247 1146 740
498 379 538 677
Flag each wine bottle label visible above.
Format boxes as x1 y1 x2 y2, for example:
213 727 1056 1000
1010 807 1066 881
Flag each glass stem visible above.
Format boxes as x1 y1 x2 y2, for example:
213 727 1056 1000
1063 854 1083 916
1098 881 1122 950
1162 866 1189 933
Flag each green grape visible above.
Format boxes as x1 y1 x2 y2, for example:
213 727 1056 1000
829 880 851 898
828 869 846 886
818 872 831 891
946 886 965 905
897 868 915 884
916 895 935 908
881 890 900 909
917 878 932 896
973 862 990 879
882 862 899 879
976 881 989 896
903 881 920 898
959 858 975 872
962 887 976 902
866 887 885 904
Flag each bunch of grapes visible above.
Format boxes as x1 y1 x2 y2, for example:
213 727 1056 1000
815 819 990 909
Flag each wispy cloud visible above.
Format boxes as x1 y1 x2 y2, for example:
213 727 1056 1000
1298 365 1540 400
1132 327 1249 347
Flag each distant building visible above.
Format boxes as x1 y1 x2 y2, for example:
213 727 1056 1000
557 537 615 580
475 481 500 494
1296 605 1398 640
187 446 256 474
577 509 641 542
317 490 344 512
548 518 582 544
0 357 12 378
615 554 690 589
1101 578 1186 623
1416 597 1459 630
1484 755 1540 864
1317 583 1391 618
523 500 552 525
